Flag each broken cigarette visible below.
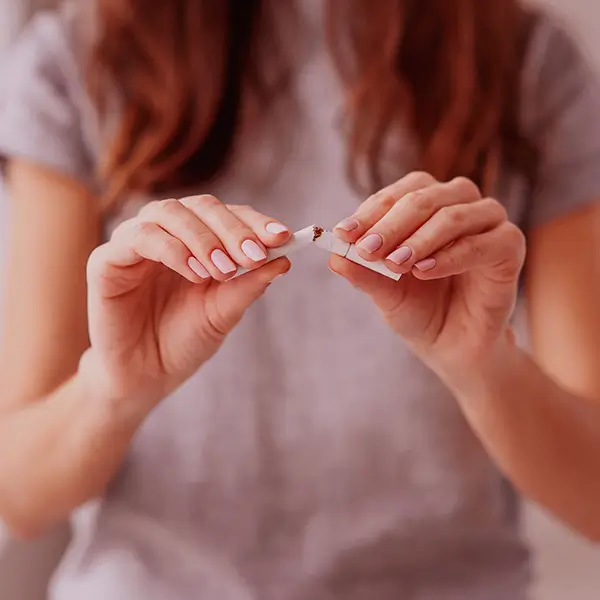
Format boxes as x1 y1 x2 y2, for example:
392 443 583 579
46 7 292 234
313 230 402 281
231 224 321 279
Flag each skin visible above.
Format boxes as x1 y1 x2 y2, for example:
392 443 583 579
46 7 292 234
330 172 600 540
0 162 599 542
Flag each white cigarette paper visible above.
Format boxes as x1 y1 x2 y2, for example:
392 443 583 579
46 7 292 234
313 231 402 281
231 225 319 279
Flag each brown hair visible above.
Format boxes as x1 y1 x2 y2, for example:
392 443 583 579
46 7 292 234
87 0 538 206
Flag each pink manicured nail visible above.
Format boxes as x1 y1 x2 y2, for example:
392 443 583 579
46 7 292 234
414 258 437 271
265 222 289 234
387 246 412 265
335 218 359 232
211 249 237 274
188 257 210 278
241 239 267 262
357 233 383 253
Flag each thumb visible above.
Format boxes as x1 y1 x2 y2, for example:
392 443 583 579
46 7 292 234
329 254 405 314
205 257 291 334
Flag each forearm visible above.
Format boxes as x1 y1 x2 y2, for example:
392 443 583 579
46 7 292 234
0 369 147 538
441 331 600 541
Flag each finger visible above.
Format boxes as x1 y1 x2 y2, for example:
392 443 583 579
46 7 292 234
88 222 207 298
227 204 292 247
138 198 237 281
206 258 292 334
385 198 507 273
353 177 482 261
410 223 526 280
333 171 436 242
328 253 408 315
180 195 270 271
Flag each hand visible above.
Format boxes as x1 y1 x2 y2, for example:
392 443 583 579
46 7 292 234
330 172 526 375
82 196 291 407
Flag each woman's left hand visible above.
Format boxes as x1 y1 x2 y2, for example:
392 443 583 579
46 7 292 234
330 172 526 376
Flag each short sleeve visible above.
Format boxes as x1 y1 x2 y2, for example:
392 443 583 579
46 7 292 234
522 16 600 227
0 9 94 187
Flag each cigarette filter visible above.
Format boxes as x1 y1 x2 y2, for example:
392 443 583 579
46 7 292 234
314 231 402 281
231 225 319 279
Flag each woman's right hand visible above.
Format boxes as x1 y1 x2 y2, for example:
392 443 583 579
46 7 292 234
81 195 291 408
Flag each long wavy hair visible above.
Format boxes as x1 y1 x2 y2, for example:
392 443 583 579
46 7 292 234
86 0 538 206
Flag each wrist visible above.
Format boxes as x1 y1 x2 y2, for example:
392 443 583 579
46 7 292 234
75 349 156 426
435 327 523 398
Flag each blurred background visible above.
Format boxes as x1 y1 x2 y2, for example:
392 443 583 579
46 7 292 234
0 0 598 599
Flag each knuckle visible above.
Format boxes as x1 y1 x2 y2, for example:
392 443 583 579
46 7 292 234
137 198 184 220
502 223 526 258
132 221 157 240
371 191 397 211
407 188 436 215
228 219 251 238
191 194 221 210
193 229 220 253
450 176 481 199
160 198 182 214
405 171 436 188
490 199 508 221
229 203 252 214
441 205 468 228
137 200 162 218
501 220 523 239
409 235 430 256
160 235 186 260
110 219 133 240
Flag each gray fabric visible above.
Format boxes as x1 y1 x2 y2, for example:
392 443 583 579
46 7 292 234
0 2 95 187
1 3 600 600
521 14 600 226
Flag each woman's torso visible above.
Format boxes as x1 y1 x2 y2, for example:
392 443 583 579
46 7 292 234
12 0 597 597
47 3 537 599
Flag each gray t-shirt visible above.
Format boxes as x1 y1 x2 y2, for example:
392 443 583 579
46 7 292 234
2 3 600 600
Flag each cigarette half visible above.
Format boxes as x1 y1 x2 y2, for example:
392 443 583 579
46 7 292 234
314 231 402 281
231 224 320 279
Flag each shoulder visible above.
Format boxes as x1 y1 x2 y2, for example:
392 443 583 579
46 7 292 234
518 11 600 228
521 11 599 136
0 2 99 187
2 2 87 89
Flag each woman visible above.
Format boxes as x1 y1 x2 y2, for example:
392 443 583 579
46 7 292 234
0 0 599 598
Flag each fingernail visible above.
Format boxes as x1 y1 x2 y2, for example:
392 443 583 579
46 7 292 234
387 246 412 265
357 233 383 253
241 239 267 262
415 258 437 271
335 218 359 232
188 257 210 278
211 249 237 274
265 222 289 234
